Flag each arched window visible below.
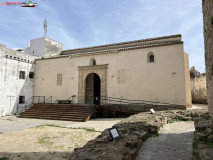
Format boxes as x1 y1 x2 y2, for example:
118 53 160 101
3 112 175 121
90 58 96 66
149 55 154 63
147 52 155 63
92 59 96 65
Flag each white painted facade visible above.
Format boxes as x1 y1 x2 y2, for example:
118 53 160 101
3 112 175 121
0 44 38 117
25 37 63 58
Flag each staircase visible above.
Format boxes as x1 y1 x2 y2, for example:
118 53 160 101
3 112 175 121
18 104 95 122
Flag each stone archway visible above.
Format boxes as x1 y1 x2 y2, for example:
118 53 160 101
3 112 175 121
78 64 108 104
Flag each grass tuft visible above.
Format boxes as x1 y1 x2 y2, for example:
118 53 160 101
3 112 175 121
0 157 9 160
38 135 53 146
193 139 198 149
168 118 183 123
204 141 213 148
143 133 159 141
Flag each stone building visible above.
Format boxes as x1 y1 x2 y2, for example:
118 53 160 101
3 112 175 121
0 34 192 117
190 67 207 104
33 34 192 107
0 37 62 117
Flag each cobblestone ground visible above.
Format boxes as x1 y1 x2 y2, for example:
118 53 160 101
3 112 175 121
136 121 195 160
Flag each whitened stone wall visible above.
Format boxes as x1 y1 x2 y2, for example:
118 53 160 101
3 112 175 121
0 44 38 116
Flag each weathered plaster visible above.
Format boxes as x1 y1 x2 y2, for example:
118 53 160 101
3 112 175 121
0 45 38 116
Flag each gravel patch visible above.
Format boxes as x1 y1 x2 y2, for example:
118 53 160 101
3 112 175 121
0 125 100 160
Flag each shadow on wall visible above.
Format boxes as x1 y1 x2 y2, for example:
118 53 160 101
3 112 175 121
0 65 34 117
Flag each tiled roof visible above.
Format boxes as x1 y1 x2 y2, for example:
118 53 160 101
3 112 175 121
61 34 182 55
36 34 183 61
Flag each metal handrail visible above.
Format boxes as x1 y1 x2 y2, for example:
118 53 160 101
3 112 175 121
67 96 72 100
45 96 52 104
100 96 184 107
21 96 45 114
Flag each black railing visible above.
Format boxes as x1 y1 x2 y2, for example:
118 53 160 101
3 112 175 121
25 96 45 110
45 96 52 104
17 96 45 115
100 96 184 106
98 96 185 112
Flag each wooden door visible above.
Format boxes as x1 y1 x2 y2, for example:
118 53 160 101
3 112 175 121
86 74 94 104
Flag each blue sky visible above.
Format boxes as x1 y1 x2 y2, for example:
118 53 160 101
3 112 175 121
0 0 205 72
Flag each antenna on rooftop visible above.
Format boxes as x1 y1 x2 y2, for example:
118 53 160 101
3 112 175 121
44 18 47 37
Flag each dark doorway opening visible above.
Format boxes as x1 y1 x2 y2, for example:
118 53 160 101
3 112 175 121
85 73 100 105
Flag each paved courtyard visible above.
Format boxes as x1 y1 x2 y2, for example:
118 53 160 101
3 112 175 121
0 116 123 133
136 121 195 160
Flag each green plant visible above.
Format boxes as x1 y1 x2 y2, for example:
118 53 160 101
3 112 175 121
143 133 159 141
121 129 128 133
38 135 53 145
37 124 101 132
204 142 213 148
195 152 200 160
0 157 9 160
193 139 198 149
53 145 64 149
168 118 183 123
62 153 72 159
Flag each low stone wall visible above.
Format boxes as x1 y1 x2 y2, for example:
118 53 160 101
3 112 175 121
192 114 213 160
70 109 207 160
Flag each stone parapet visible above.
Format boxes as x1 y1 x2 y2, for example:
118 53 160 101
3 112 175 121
70 110 207 160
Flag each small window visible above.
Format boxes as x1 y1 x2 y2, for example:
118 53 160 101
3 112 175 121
92 60 96 65
147 52 155 63
19 96 25 104
90 58 96 66
19 71 25 79
57 74 62 86
29 72 34 79
149 55 154 63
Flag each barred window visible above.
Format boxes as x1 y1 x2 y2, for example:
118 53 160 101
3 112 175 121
19 71 25 79
57 74 62 86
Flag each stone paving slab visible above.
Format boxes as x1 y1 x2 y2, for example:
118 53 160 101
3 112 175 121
0 116 123 133
136 121 195 160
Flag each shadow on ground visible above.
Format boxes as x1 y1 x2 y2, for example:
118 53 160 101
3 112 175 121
0 152 72 160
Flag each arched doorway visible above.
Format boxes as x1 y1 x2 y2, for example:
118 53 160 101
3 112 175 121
85 73 101 105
